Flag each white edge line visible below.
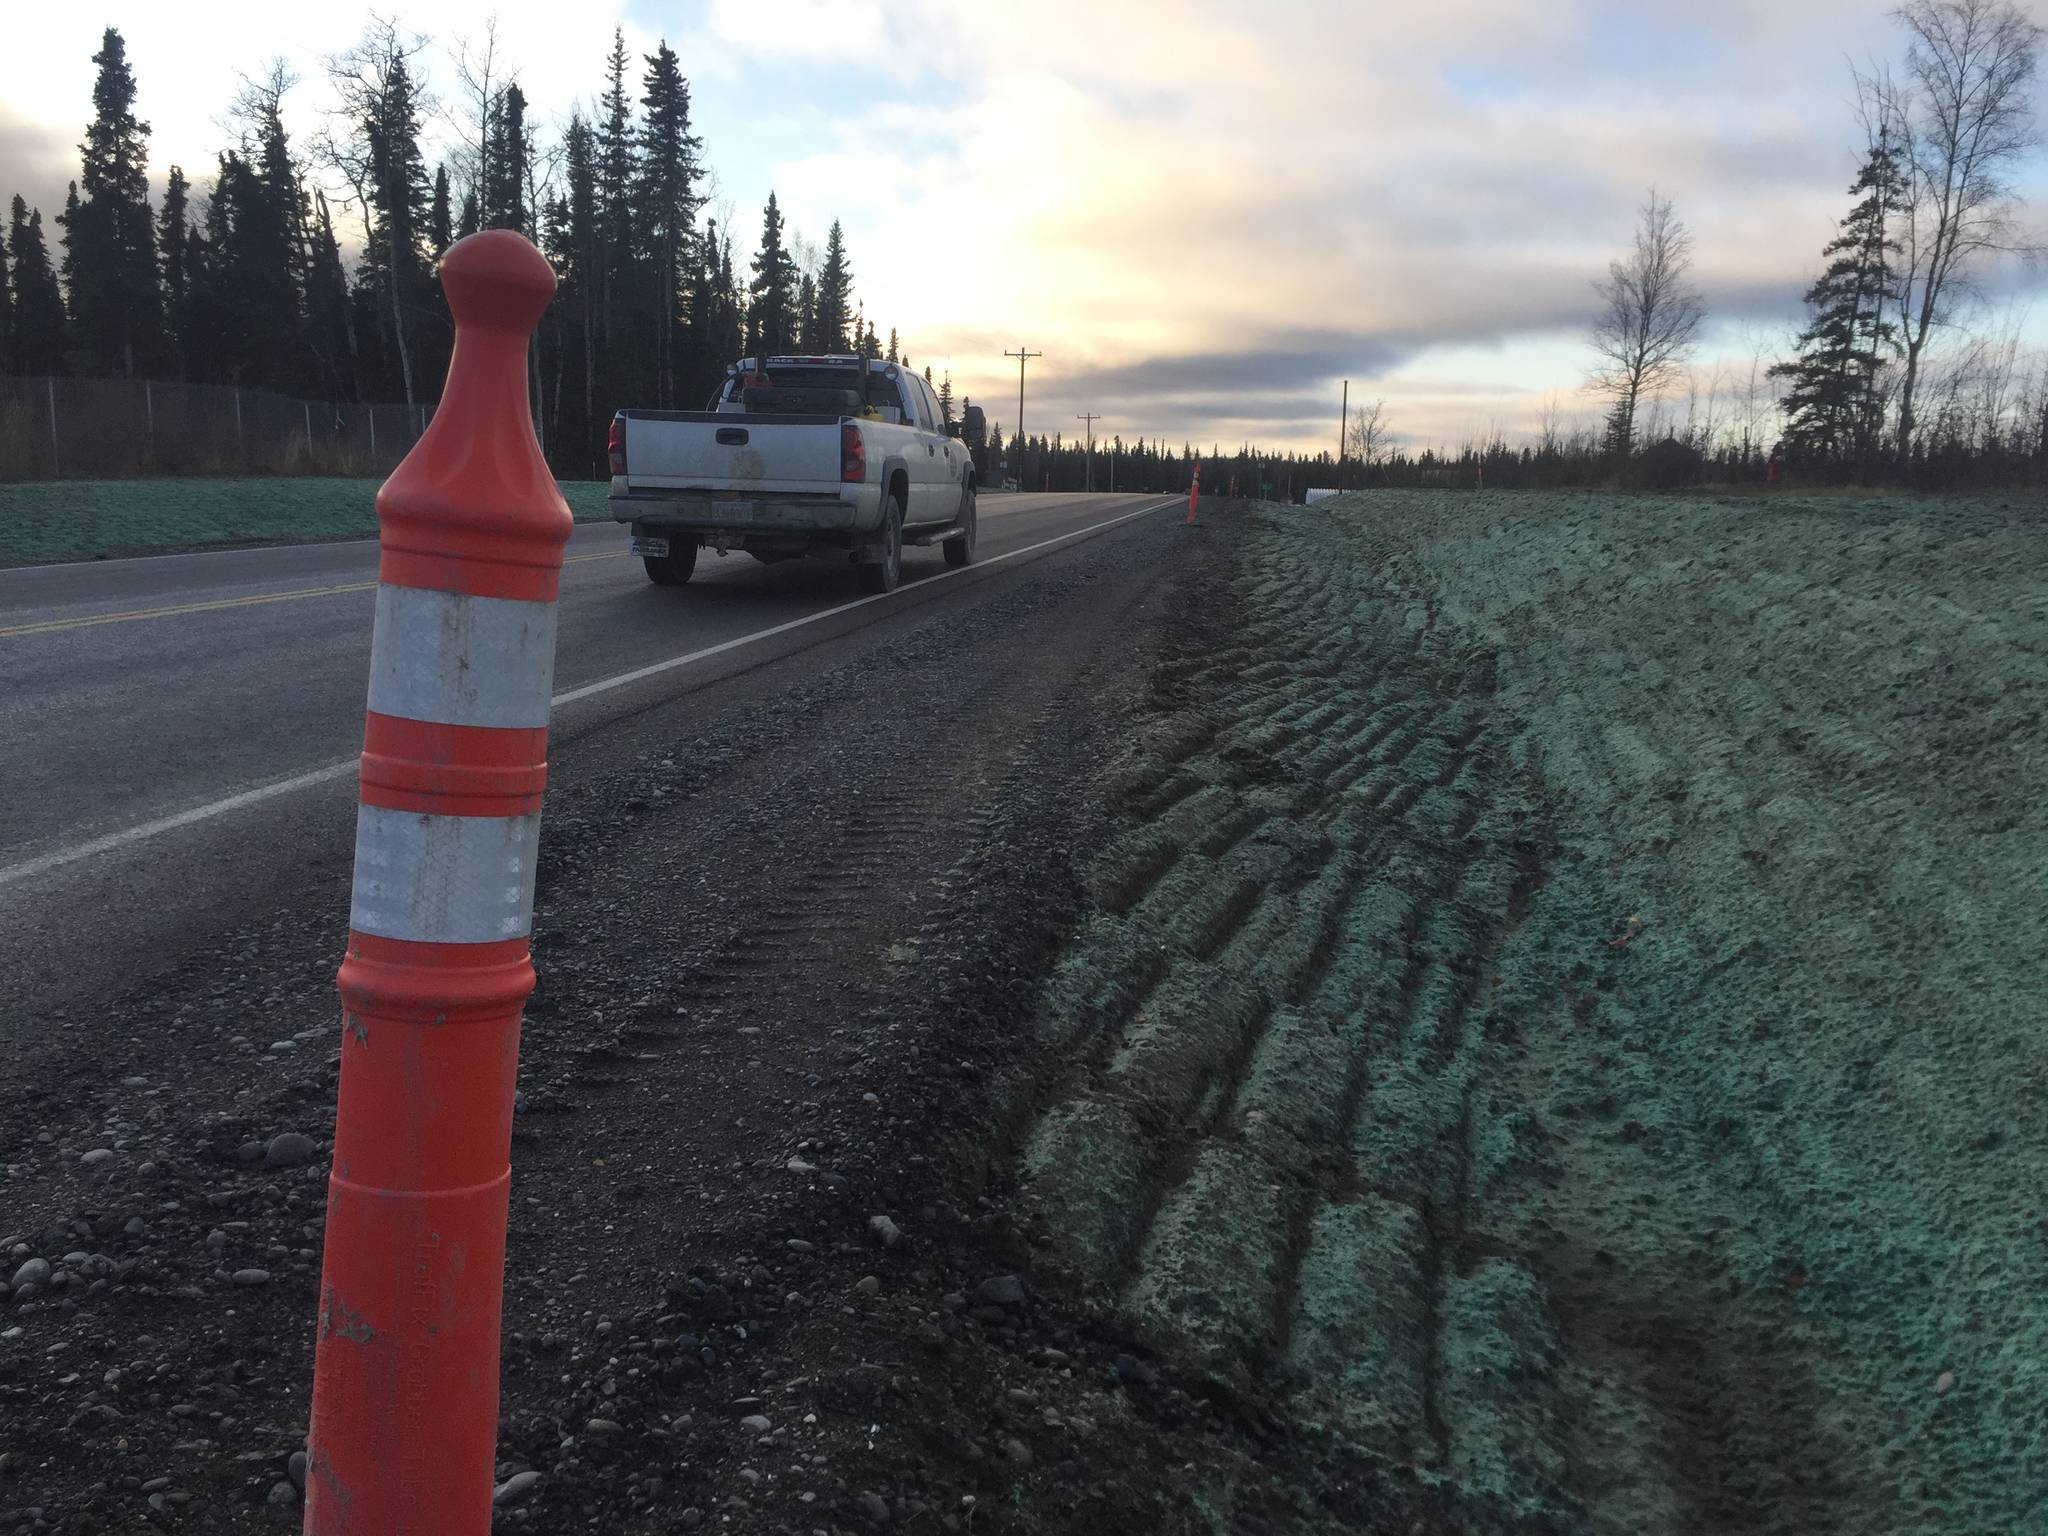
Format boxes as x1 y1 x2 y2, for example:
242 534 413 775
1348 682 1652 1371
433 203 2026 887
0 760 360 888
0 496 1179 889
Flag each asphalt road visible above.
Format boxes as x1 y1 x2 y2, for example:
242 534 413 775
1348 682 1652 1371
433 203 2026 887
0 489 1175 1029
0 481 1224 1534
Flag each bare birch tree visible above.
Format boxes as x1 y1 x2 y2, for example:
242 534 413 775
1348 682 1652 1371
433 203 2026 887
1345 398 1391 463
447 15 504 225
1861 0 2042 459
1588 189 1705 456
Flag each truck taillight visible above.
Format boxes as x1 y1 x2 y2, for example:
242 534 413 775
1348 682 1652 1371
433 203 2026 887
608 417 626 477
841 422 865 483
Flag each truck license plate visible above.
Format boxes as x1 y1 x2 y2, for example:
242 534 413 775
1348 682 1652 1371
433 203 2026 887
630 535 670 557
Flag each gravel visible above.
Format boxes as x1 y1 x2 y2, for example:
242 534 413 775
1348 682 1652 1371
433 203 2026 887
10 1258 51 1290
264 1132 317 1169
973 1274 1027 1307
493 1470 542 1505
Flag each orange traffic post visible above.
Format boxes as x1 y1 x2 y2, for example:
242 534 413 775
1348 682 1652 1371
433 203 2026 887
1187 457 1202 524
304 230 570 1536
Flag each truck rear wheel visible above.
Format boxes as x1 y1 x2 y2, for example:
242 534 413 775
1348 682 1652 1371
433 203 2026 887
943 481 977 568
643 540 698 586
859 495 904 595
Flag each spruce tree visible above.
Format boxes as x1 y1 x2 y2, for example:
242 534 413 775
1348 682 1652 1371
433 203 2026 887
938 370 954 426
814 220 853 353
1771 136 1906 463
57 182 79 319
0 211 10 376
797 271 817 350
886 326 899 364
251 80 310 283
485 84 530 233
635 42 701 405
746 193 798 356
183 158 248 384
457 190 480 240
596 29 637 372
559 114 600 444
230 91 310 391
9 197 70 374
200 151 284 388
67 29 162 375
156 167 190 377
681 221 719 402
359 44 432 403
716 228 740 358
180 221 210 375
305 192 355 398
430 165 452 254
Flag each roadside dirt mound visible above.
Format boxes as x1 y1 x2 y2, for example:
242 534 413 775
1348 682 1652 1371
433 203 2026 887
1006 490 2047 1534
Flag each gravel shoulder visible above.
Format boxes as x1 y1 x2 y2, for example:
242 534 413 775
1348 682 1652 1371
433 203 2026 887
2 490 2039 1535
5 509 1401 1535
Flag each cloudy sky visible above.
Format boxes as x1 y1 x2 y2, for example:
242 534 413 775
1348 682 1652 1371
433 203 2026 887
7 0 2048 453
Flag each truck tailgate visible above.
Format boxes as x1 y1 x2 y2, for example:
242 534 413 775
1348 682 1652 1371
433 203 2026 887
623 414 842 493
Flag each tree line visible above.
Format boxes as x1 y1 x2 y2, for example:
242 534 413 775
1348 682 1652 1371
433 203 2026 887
0 22 954 478
1335 0 2048 491
1587 0 2045 484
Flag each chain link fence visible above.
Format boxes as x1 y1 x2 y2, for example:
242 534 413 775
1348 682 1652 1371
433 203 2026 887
0 376 437 481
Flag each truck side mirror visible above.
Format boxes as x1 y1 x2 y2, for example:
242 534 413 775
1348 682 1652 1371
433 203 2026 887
946 421 963 439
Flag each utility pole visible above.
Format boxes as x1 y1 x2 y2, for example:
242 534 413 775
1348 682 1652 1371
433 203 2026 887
1339 379 1348 466
1076 411 1101 493
1005 346 1042 485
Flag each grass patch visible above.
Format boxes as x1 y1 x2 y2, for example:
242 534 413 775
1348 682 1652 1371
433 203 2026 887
0 477 614 566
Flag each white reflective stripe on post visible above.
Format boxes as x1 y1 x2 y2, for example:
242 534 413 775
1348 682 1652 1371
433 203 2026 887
348 807 541 944
365 585 560 729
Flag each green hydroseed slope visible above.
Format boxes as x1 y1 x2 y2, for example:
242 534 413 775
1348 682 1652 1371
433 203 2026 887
1011 491 2047 1534
0 478 614 565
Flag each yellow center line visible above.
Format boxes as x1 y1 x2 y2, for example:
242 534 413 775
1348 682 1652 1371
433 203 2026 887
0 549 627 640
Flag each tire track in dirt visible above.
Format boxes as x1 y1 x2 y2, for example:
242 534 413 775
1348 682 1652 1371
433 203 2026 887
519 596 1168 1152
1008 505 1577 1530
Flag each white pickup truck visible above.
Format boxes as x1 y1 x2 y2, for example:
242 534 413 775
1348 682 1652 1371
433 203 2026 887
608 355 984 593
